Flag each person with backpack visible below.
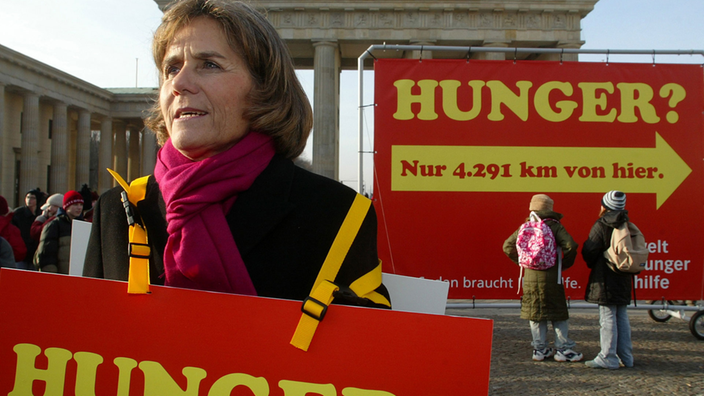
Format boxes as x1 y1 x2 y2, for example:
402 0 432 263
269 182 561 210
582 190 635 369
503 194 582 362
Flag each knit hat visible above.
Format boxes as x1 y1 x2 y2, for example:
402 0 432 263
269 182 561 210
63 190 84 210
0 195 8 216
602 190 626 210
529 194 554 212
41 193 64 211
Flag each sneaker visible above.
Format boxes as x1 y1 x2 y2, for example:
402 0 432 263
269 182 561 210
532 347 554 361
554 348 584 362
585 359 605 369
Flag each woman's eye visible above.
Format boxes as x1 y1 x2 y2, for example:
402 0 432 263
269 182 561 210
203 61 220 69
164 65 180 77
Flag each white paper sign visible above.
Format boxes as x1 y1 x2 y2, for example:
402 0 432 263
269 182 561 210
69 220 92 276
382 273 449 315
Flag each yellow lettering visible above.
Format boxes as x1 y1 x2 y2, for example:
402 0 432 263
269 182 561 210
74 351 104 396
578 82 616 122
486 80 533 121
342 387 397 396
9 343 73 396
439 80 485 121
660 83 686 123
393 79 439 120
616 82 660 123
208 373 269 396
114 357 138 396
279 380 336 396
139 361 207 396
534 81 578 122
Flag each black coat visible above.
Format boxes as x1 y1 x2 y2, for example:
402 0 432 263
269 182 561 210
84 155 389 306
582 210 632 305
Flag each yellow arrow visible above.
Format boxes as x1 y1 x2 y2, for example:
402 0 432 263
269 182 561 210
390 132 691 209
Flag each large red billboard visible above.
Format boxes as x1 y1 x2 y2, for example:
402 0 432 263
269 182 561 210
373 59 704 300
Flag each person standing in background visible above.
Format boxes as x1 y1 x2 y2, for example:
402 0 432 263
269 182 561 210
34 191 84 274
582 190 634 369
503 194 582 363
12 189 41 270
0 195 26 263
30 193 64 241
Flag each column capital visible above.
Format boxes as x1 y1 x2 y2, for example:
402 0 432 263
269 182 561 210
22 90 40 99
482 40 510 47
312 39 338 48
556 41 585 50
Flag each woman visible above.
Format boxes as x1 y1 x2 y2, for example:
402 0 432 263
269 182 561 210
582 190 634 369
84 0 389 307
503 194 581 362
35 191 84 274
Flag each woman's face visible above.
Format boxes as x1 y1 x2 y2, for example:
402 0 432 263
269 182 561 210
160 17 254 161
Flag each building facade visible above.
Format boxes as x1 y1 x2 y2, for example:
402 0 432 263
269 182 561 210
0 44 157 207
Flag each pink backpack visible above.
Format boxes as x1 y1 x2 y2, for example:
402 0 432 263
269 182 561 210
516 212 557 270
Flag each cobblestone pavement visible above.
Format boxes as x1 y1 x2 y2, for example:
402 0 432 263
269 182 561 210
446 304 704 396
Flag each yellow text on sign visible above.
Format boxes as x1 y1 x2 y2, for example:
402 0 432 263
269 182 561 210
391 133 691 209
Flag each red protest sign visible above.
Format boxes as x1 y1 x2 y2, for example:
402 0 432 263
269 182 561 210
373 59 704 300
0 269 492 395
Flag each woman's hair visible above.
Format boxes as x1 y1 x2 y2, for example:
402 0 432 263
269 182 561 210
145 0 313 159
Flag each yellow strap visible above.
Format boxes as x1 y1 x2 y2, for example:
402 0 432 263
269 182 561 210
127 224 150 294
349 260 391 307
291 194 384 351
290 280 339 351
310 194 371 291
107 169 151 294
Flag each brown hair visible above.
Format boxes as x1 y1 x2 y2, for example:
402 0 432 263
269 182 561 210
145 0 313 159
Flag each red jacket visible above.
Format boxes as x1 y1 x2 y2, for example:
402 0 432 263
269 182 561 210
31 215 56 241
0 215 27 262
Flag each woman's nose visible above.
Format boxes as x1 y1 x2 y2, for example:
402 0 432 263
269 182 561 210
171 65 198 95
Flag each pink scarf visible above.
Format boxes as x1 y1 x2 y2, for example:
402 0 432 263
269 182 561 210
154 132 275 295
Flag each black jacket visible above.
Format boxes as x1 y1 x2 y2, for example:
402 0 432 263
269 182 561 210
582 210 633 305
84 155 389 306
35 209 82 274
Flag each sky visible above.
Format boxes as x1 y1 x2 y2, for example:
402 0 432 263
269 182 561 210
1 0 703 192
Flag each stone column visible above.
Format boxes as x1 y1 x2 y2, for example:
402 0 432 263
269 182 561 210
19 91 40 196
141 128 158 176
127 126 142 181
312 40 340 180
113 121 128 179
476 41 509 61
50 101 69 194
75 109 91 190
98 117 113 193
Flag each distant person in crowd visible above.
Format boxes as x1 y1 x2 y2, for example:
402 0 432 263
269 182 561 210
582 190 634 369
0 237 15 268
83 0 390 309
0 195 26 263
12 189 41 269
34 188 48 211
80 186 99 223
503 194 582 362
34 191 84 274
30 193 64 241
